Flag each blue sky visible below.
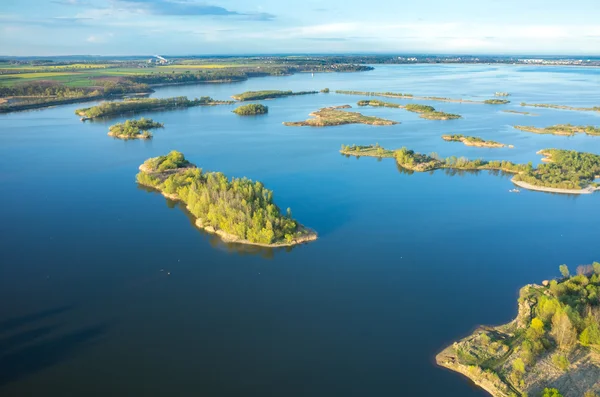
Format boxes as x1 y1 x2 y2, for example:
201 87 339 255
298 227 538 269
1 0 599 56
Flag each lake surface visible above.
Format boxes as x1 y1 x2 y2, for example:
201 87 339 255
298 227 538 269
1 64 599 397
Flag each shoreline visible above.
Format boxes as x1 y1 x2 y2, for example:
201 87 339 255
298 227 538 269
341 148 598 195
510 178 599 194
138 165 318 248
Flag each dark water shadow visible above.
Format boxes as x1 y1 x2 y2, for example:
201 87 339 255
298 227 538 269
0 325 60 356
0 306 73 334
0 324 107 387
137 184 302 259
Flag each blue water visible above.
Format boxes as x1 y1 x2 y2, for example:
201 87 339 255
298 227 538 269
0 64 599 397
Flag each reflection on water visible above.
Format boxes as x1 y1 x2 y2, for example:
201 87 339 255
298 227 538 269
137 183 292 259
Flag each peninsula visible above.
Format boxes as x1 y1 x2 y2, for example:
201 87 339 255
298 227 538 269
340 145 600 193
336 90 506 105
514 124 600 136
108 118 163 139
437 264 600 397
520 103 600 113
442 134 511 148
232 90 318 101
357 100 461 120
76 96 233 119
136 151 317 247
284 106 398 127
232 103 268 115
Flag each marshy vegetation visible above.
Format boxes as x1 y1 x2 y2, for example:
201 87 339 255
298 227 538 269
136 151 317 246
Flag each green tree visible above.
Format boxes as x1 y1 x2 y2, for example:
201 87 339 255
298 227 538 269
559 264 570 278
580 323 600 346
551 311 577 350
542 389 563 397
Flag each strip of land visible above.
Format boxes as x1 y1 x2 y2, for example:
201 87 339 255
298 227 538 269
137 151 317 247
284 105 398 127
340 145 600 194
336 90 510 105
232 90 318 101
107 118 163 139
502 110 538 116
437 264 600 397
76 96 233 119
514 124 600 136
357 99 461 120
442 134 511 148
520 102 600 112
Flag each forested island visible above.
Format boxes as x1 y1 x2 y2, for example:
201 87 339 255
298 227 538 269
336 90 501 105
520 103 600 113
340 145 600 193
76 96 233 119
284 105 398 127
232 90 318 101
437 264 600 397
107 118 163 139
232 103 268 115
357 99 461 120
442 134 511 148
514 124 600 136
136 151 317 247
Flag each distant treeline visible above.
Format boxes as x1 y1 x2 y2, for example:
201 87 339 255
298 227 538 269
76 96 233 119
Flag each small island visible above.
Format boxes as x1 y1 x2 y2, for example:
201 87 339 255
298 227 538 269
357 99 461 120
437 264 600 397
340 145 600 193
520 102 600 112
232 103 268 116
442 134 511 148
76 96 233 119
136 151 317 247
514 124 600 136
494 92 511 97
283 105 398 127
484 99 511 105
107 117 164 139
321 88 330 93
232 90 318 101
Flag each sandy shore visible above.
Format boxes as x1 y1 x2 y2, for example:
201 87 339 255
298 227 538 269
511 178 599 194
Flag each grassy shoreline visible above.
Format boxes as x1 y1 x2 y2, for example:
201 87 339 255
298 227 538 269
340 145 600 193
284 106 398 127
